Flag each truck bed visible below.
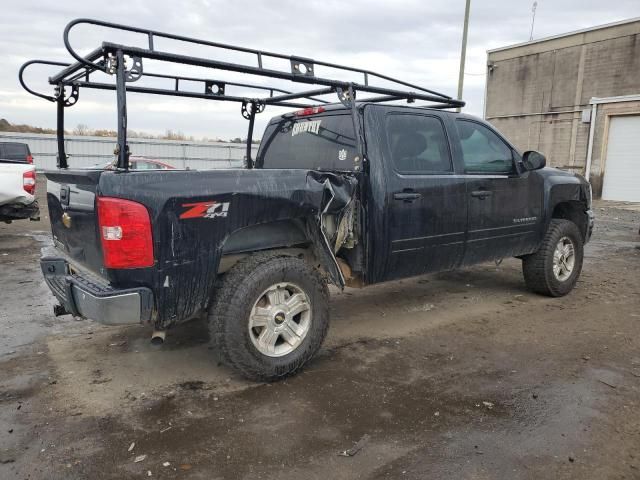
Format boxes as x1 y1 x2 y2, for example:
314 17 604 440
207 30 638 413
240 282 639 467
45 167 357 327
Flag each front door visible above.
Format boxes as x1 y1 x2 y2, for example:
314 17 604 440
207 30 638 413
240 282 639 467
382 112 467 280
453 119 542 265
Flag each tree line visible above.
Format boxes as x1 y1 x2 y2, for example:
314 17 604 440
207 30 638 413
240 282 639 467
0 119 259 144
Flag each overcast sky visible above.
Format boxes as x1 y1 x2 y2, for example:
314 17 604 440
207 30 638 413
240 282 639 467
2 0 639 140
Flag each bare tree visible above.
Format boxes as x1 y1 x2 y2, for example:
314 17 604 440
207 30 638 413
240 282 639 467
164 129 187 141
73 123 90 136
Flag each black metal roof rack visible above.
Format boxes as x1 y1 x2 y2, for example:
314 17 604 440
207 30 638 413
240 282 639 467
19 18 465 170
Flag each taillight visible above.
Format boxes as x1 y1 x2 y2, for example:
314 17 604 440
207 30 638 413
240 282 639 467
295 106 325 116
26 154 33 164
97 197 154 269
23 170 36 195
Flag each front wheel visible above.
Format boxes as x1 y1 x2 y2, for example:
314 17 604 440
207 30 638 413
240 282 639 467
522 219 584 297
209 253 329 381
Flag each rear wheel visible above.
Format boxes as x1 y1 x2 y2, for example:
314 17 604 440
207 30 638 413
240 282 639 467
209 253 329 381
522 219 584 297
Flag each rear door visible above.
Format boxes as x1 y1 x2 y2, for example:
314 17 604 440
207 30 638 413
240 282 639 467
381 110 467 280
453 119 542 264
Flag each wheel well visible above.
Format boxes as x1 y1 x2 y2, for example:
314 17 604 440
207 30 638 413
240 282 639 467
217 247 319 275
217 218 352 286
221 220 309 256
551 201 588 240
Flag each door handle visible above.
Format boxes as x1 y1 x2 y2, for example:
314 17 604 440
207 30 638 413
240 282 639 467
470 190 493 199
60 185 70 206
393 191 422 202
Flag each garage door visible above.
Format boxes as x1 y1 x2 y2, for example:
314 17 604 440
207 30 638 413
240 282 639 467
602 115 640 202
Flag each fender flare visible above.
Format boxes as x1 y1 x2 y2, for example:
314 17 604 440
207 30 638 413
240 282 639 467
543 179 590 240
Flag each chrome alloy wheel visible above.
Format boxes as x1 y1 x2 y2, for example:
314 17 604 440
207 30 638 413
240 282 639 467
248 282 312 357
552 236 576 282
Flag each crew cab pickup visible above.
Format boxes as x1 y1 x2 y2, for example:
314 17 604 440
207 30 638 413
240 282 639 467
23 19 594 381
0 142 39 223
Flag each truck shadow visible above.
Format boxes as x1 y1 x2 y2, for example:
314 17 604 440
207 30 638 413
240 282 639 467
40 258 538 416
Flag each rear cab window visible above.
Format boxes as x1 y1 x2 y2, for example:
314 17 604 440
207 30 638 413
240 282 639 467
0 142 31 163
257 113 358 171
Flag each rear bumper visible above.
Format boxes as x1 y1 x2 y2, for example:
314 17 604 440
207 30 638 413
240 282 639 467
0 200 39 222
40 249 153 325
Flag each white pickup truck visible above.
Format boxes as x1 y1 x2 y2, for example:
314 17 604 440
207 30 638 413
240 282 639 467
0 142 39 223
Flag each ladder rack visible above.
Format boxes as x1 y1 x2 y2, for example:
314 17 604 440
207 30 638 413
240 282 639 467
19 18 465 170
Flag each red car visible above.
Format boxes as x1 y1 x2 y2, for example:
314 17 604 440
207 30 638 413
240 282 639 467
100 157 175 170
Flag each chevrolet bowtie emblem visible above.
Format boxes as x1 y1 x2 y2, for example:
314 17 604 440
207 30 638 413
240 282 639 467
62 212 72 228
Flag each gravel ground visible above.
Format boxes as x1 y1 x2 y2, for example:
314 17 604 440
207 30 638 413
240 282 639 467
0 189 639 479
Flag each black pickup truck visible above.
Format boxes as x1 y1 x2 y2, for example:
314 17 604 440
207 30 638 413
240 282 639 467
22 19 593 381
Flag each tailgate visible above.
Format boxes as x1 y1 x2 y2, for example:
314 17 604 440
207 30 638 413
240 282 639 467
45 169 105 275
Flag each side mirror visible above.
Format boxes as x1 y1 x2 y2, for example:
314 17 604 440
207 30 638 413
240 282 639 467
522 150 546 171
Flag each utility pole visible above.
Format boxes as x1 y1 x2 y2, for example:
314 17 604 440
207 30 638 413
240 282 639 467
456 0 471 112
529 1 538 41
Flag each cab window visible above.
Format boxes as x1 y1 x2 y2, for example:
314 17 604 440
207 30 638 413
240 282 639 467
386 114 453 174
456 120 515 174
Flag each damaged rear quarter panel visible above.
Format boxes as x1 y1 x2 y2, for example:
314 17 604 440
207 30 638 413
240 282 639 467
97 168 356 328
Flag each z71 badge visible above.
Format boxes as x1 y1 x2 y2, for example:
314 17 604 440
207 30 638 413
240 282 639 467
180 201 230 219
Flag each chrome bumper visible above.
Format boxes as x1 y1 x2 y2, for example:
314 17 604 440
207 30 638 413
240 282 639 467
40 250 153 325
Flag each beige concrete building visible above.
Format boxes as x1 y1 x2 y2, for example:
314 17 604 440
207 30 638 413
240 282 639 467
485 18 640 201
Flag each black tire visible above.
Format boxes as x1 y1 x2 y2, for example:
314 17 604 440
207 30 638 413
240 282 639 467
209 252 329 381
522 219 584 297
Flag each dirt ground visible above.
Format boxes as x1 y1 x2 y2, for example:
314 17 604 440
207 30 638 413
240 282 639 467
1 186 639 479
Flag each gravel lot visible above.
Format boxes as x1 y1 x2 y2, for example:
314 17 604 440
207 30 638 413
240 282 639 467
1 183 639 479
